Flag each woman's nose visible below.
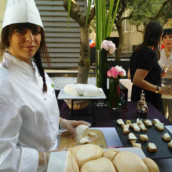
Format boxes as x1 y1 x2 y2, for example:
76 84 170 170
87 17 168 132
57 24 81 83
25 30 34 42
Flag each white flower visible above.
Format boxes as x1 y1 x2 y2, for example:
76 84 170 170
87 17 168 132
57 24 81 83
101 40 116 54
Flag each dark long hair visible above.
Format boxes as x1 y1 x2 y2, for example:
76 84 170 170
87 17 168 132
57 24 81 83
0 23 50 92
162 28 172 38
141 21 163 60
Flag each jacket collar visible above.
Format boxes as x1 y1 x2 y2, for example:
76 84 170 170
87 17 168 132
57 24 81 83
2 52 36 75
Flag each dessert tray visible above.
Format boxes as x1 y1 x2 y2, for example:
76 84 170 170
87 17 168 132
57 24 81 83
114 119 172 159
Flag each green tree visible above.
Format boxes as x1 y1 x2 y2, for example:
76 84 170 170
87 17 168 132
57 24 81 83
112 0 172 59
63 0 95 84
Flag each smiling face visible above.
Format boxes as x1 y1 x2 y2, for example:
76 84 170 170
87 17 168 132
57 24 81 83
8 23 42 64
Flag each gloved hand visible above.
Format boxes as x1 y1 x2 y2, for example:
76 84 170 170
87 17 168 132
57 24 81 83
59 117 91 137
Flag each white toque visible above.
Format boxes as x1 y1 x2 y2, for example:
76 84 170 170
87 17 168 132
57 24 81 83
2 0 43 29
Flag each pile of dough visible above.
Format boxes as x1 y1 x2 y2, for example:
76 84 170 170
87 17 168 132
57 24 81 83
65 144 159 172
75 125 90 144
64 84 103 97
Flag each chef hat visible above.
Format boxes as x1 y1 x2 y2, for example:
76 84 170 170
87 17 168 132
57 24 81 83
2 0 43 29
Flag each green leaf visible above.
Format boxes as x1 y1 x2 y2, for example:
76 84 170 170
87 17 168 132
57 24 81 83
105 0 115 38
108 0 120 38
86 0 93 25
67 0 72 26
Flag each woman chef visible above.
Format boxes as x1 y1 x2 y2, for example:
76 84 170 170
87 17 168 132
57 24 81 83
0 0 89 171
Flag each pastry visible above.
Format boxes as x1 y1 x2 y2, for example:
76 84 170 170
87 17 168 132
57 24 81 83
66 144 160 172
142 158 160 172
117 119 125 127
66 149 80 172
112 151 150 172
126 120 132 126
162 133 171 142
75 144 104 168
103 149 119 161
168 140 172 149
144 119 153 127
139 123 147 132
140 134 148 142
147 143 157 152
131 123 141 132
122 125 130 134
128 133 137 144
136 118 143 126
152 119 160 125
155 122 164 131
80 157 116 172
132 142 142 148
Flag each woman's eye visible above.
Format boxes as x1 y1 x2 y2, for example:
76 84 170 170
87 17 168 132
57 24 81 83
15 29 26 34
32 29 41 35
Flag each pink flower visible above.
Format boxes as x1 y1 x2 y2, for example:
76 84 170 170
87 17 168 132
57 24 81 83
107 66 126 79
107 71 112 77
111 69 118 78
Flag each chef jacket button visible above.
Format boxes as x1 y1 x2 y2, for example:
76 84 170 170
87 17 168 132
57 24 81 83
44 98 47 101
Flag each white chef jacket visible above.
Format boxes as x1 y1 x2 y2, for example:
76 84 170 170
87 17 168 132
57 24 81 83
159 49 172 78
0 53 60 172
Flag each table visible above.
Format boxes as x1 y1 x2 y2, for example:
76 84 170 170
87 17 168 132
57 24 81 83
56 126 172 172
57 99 172 172
59 101 171 127
58 89 106 125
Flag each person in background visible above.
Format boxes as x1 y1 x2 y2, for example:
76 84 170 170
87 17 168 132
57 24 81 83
0 0 89 172
159 28 172 122
130 21 172 113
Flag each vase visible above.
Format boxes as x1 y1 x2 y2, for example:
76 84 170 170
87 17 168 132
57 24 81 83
108 78 121 109
96 49 108 95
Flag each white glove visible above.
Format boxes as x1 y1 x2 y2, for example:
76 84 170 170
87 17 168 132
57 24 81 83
59 118 91 137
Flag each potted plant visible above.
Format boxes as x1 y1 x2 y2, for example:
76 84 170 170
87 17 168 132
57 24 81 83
86 0 120 94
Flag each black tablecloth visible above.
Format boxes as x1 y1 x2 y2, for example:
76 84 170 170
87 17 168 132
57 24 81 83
59 101 171 127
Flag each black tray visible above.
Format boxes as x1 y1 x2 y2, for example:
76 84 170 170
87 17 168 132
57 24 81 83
114 119 172 159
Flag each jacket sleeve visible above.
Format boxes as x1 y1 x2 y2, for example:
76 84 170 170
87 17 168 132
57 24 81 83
0 93 39 172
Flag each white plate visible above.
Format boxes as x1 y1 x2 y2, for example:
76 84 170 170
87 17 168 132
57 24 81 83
47 151 68 172
47 147 145 172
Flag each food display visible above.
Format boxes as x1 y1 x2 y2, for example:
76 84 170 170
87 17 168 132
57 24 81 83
65 144 159 172
64 84 103 97
114 118 172 159
147 143 157 153
59 125 107 149
140 134 149 142
162 133 171 142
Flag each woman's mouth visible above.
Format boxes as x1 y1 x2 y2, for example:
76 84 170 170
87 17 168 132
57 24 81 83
23 46 36 51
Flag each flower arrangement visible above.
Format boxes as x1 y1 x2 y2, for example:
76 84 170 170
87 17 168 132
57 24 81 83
101 40 116 54
107 65 126 78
